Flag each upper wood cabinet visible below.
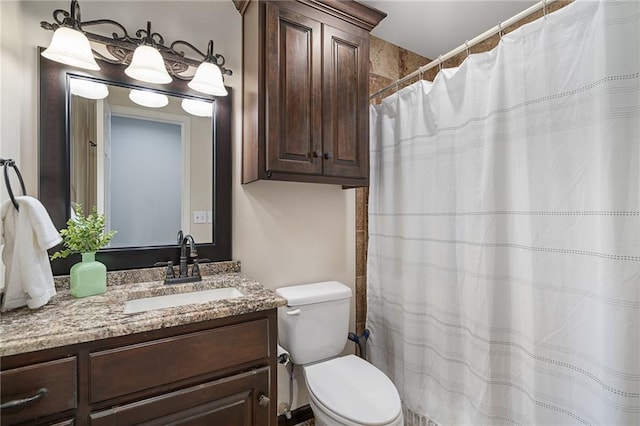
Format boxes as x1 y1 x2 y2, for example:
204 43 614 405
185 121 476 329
239 0 386 187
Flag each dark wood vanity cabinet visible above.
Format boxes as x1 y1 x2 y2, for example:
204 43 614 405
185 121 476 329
0 310 277 426
240 0 385 187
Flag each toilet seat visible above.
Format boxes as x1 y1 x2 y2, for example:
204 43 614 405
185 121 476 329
304 355 402 425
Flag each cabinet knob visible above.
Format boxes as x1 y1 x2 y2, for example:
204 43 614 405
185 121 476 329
313 150 323 158
258 394 270 408
324 152 333 159
0 388 48 410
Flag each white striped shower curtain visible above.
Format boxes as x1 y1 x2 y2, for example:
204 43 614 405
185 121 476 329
367 1 639 425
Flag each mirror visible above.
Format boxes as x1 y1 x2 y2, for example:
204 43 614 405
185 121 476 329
39 51 231 275
69 80 213 248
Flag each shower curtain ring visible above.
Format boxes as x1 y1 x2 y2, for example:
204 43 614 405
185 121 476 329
498 22 504 41
543 0 548 19
438 55 443 71
419 66 423 80
465 40 470 58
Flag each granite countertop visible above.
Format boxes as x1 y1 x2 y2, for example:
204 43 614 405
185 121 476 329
0 261 287 357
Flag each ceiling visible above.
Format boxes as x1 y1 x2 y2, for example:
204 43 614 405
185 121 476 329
359 0 537 60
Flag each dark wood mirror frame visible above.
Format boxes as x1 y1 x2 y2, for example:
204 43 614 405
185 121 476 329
39 49 232 275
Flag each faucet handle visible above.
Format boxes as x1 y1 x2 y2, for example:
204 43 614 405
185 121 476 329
166 260 175 279
191 258 201 278
154 260 175 279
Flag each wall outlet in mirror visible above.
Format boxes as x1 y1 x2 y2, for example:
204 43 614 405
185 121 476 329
193 211 207 224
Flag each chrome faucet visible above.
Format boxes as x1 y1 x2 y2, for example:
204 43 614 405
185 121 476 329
178 231 198 278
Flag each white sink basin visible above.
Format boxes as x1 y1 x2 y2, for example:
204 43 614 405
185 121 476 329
123 287 244 314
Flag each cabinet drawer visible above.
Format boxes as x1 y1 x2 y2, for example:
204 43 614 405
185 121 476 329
90 367 270 426
1 357 77 425
89 319 270 403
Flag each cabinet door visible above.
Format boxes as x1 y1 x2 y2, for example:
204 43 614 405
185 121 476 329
322 24 369 180
90 367 271 426
265 2 322 176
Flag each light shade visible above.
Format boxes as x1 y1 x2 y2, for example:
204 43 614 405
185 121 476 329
125 45 172 85
70 78 109 99
181 98 214 117
41 27 100 71
187 61 227 96
129 89 169 108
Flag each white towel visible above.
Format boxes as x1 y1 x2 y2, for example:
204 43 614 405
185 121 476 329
1 196 62 310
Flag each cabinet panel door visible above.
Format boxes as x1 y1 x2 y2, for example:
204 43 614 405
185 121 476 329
322 24 369 179
265 2 322 175
90 367 271 426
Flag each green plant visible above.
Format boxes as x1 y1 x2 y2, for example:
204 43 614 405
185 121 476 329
51 204 117 260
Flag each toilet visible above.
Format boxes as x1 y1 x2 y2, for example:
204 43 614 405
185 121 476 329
276 281 403 426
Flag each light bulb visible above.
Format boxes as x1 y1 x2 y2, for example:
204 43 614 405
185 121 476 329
181 98 214 117
128 89 169 108
70 78 109 99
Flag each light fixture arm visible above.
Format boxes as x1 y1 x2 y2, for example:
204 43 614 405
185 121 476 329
135 21 164 48
40 0 232 78
170 40 232 76
44 0 83 31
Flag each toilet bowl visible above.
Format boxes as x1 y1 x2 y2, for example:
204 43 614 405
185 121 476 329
275 281 403 426
304 355 403 426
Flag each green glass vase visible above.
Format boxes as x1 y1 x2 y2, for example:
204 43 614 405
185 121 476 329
70 252 107 298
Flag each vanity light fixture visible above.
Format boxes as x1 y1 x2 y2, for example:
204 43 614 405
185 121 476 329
128 89 169 108
181 98 214 117
41 0 231 94
69 78 109 99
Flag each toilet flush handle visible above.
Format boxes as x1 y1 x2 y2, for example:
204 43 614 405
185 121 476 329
286 308 301 316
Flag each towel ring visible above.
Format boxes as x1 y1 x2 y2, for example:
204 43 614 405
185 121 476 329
1 158 27 211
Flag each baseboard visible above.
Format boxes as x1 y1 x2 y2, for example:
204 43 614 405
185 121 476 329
277 404 314 426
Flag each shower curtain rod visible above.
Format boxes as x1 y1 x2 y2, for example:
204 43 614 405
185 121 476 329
370 0 559 100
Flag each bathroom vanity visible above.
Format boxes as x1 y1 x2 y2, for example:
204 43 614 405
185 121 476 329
0 262 286 425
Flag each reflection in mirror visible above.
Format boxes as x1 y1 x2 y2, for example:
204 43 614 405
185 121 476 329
69 79 214 248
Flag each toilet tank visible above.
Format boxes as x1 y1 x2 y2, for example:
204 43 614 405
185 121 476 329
276 281 352 365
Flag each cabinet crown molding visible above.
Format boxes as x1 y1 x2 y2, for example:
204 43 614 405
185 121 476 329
233 0 387 30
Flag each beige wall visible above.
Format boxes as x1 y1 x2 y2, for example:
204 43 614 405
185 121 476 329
0 0 355 411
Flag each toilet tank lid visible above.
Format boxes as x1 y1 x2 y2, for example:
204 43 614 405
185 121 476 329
276 281 352 306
